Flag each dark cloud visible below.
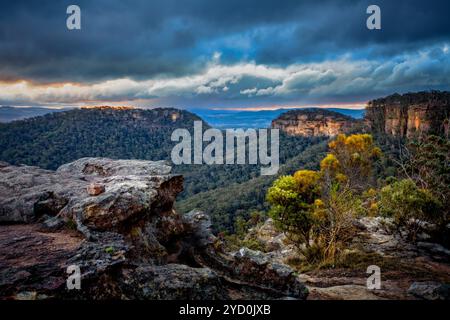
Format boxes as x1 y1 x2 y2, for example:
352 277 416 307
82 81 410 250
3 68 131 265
0 0 449 83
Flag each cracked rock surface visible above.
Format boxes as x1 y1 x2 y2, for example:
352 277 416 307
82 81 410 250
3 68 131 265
0 158 308 300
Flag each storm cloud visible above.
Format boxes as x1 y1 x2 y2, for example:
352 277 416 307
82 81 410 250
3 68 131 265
0 0 449 107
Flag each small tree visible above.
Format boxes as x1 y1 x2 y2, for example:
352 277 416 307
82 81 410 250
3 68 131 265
266 171 321 247
379 179 442 241
328 134 382 192
312 185 361 261
402 135 449 225
266 134 380 263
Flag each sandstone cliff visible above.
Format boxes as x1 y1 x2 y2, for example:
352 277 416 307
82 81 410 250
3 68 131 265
0 158 308 300
365 91 450 138
271 108 357 137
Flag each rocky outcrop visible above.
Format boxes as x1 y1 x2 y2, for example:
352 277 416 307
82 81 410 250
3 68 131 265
365 91 450 138
0 158 308 300
271 108 357 137
245 218 300 264
408 282 450 300
248 217 450 300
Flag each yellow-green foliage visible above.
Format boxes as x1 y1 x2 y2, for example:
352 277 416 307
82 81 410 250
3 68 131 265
267 171 321 246
312 187 361 261
379 178 442 241
267 134 381 263
320 153 340 172
327 134 382 191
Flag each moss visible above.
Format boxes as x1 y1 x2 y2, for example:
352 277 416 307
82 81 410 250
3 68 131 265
289 249 398 273
105 246 115 254
285 256 304 269
130 227 141 238
331 251 393 270
241 239 266 252
65 219 77 230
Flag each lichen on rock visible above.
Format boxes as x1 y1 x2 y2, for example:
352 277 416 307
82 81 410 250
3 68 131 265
0 158 308 300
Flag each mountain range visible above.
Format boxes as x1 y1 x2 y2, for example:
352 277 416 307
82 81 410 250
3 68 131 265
0 106 71 123
1 106 365 127
1 92 446 233
0 106 326 232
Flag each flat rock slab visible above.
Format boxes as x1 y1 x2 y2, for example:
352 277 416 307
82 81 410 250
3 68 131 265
307 285 385 300
0 224 83 297
0 158 183 232
0 158 309 300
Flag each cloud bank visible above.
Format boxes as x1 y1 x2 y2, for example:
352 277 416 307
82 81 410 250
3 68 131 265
1 44 449 107
0 0 449 107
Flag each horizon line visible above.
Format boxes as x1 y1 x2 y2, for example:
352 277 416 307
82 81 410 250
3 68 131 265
2 103 367 111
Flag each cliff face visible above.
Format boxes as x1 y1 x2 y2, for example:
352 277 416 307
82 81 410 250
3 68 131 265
0 158 308 300
271 109 357 137
365 91 450 138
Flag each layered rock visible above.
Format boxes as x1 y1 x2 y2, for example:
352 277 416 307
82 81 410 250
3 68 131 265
0 158 308 300
408 282 450 300
271 108 357 137
248 217 450 300
365 91 450 138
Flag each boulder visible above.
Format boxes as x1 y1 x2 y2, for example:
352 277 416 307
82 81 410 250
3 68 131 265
229 247 308 299
0 158 182 233
408 282 450 300
308 285 384 300
0 158 308 300
417 242 450 258
120 264 228 300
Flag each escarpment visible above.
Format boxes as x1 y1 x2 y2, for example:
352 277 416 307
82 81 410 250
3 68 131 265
0 158 308 300
365 91 450 138
271 108 357 137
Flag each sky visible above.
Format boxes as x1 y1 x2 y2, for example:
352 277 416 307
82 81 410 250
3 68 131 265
0 0 449 110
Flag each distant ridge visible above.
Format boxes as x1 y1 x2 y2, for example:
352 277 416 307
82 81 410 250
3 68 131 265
192 107 365 129
271 108 358 137
1 105 365 126
0 106 70 123
273 108 355 121
0 107 202 170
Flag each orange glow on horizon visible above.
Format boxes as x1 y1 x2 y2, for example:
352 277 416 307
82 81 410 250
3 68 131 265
0 79 367 111
210 103 367 111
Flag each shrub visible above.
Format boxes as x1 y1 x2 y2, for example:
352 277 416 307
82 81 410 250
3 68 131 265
312 185 361 261
266 134 380 263
327 134 382 191
405 135 449 226
266 171 321 247
379 179 442 241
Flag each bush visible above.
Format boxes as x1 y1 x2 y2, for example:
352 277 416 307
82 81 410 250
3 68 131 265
327 134 382 192
223 211 266 251
405 135 449 227
379 179 442 241
267 171 321 247
266 134 378 263
312 185 361 261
